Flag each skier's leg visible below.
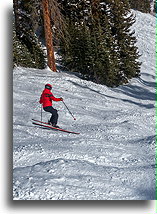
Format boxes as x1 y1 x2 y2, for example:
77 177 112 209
44 106 58 125
50 108 58 125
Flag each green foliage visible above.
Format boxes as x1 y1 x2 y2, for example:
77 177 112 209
13 23 34 68
13 0 46 69
59 0 141 87
108 0 141 84
153 0 156 13
128 0 151 13
13 0 143 86
13 25 46 68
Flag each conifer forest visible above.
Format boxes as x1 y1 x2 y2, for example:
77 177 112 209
13 0 152 87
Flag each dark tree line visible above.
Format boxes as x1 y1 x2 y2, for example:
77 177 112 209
13 0 153 87
58 0 141 87
153 0 156 13
13 0 46 69
128 0 151 13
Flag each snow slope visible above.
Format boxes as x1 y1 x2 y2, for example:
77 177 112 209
13 11 156 200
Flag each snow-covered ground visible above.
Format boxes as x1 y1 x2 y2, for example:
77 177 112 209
13 11 156 200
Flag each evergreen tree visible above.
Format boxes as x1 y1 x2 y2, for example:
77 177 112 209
108 0 141 85
13 0 46 69
59 0 116 84
58 0 94 75
13 20 37 68
59 0 141 87
153 0 156 13
89 0 121 86
128 0 151 13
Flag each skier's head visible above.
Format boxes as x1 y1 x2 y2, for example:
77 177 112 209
45 83 52 90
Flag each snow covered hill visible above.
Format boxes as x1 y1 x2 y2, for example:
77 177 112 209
13 11 156 200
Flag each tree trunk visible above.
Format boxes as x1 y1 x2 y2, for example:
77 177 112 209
42 0 56 72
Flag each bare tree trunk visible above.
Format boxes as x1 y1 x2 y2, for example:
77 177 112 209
42 0 56 72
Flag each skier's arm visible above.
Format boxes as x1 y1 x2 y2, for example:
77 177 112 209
46 94 63 101
51 95 63 101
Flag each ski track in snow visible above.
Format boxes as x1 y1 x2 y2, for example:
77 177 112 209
13 11 156 200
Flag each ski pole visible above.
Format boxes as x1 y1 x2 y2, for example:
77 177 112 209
41 104 43 122
62 100 76 120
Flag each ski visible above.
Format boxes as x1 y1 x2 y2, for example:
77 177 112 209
32 118 51 125
32 119 80 134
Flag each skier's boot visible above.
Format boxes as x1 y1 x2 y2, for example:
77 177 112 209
52 124 60 128
48 120 51 125
48 120 60 128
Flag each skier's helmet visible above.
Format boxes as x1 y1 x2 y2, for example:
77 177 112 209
45 83 52 90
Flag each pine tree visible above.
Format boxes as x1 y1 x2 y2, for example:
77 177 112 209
13 20 37 68
89 0 121 86
108 0 141 85
59 0 116 84
59 0 141 87
153 0 156 13
128 0 151 13
58 0 94 75
13 0 46 69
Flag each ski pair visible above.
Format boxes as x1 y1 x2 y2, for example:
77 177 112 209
32 119 80 135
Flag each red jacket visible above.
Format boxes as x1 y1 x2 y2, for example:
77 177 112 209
39 88 62 108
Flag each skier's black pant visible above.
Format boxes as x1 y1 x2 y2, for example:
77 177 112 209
43 106 58 125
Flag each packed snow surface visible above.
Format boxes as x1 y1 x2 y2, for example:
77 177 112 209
13 11 156 200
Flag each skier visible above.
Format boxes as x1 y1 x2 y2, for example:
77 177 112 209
39 83 63 128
